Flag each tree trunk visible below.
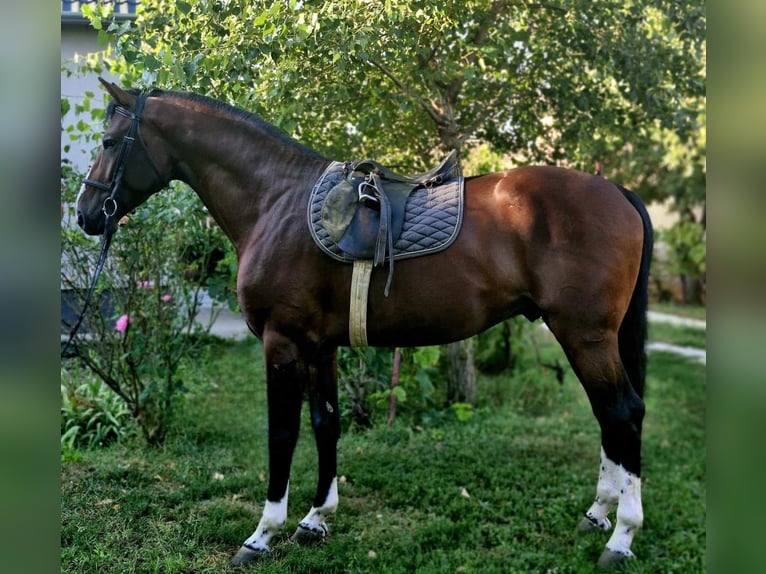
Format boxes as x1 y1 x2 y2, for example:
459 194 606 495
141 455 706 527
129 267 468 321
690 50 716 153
444 338 476 405
680 273 704 305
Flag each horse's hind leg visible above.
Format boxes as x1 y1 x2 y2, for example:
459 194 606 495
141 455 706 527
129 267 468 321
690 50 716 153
232 332 306 565
291 346 341 545
549 320 645 565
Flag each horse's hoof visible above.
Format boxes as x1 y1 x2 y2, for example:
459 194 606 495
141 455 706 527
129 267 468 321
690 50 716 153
597 548 633 568
577 517 600 533
577 514 611 533
289 524 327 546
231 544 268 566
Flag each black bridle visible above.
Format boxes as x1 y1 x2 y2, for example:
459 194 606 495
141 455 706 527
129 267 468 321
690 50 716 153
62 92 160 358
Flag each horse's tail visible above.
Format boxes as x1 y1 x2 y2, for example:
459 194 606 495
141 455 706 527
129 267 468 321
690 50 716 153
617 185 653 399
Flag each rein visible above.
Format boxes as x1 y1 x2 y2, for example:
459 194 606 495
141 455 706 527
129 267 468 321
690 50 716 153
61 93 152 358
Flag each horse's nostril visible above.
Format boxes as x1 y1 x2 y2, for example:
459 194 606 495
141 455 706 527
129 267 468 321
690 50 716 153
76 211 84 228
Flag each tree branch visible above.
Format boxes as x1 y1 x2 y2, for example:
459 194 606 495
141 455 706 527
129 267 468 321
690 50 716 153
368 59 448 127
75 348 133 406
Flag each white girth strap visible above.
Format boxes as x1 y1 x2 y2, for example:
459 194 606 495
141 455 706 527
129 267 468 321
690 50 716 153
349 260 373 347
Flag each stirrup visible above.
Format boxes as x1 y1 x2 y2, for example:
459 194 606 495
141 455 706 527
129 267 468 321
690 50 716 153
357 180 380 209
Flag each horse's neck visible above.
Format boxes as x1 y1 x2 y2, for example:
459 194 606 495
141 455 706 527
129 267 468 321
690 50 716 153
158 100 328 248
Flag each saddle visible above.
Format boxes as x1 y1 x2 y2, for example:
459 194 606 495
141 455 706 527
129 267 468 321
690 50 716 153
321 150 458 295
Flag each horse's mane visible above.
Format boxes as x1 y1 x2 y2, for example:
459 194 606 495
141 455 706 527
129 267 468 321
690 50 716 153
107 87 325 160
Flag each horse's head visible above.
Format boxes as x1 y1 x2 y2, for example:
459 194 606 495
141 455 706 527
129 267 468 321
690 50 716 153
76 79 169 235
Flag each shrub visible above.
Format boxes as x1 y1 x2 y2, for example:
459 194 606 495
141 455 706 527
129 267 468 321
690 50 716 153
339 346 461 429
337 347 391 430
61 165 225 445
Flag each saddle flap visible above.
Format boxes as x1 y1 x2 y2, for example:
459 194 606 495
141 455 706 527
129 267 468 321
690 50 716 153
322 175 414 263
337 205 379 259
321 179 357 243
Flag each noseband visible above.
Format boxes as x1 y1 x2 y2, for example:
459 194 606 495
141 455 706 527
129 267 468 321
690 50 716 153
63 92 161 358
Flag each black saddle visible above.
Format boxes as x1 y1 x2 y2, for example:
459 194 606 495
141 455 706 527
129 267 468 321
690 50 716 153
321 150 459 278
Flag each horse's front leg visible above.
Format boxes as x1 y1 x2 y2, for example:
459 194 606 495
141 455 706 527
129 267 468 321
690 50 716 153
232 333 306 565
291 346 341 545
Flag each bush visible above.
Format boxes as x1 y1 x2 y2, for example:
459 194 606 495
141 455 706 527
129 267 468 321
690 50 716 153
337 347 391 430
474 318 537 373
61 164 226 445
660 218 706 304
338 346 443 429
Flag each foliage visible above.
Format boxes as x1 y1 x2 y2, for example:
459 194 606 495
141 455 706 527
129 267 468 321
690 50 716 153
61 164 223 445
61 338 706 573
75 0 704 172
71 0 706 284
97 0 707 288
337 346 391 430
338 346 446 429
380 346 442 420
474 318 538 373
61 364 134 451
661 217 706 279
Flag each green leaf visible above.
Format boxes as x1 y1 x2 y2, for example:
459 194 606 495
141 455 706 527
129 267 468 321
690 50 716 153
412 346 440 368
97 29 110 47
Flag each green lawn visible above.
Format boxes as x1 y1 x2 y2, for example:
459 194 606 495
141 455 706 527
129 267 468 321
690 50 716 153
61 337 705 573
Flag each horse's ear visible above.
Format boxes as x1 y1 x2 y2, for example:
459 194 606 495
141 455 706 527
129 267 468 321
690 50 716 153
98 77 137 108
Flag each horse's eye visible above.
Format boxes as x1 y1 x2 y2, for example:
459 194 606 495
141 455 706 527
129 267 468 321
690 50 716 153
103 137 117 150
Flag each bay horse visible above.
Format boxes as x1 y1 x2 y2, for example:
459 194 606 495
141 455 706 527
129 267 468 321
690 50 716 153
76 79 653 567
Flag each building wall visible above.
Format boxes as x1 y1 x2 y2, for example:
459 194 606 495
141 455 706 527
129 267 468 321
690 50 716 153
61 25 117 172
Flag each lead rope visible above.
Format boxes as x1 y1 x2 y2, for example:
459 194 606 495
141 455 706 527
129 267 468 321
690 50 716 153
60 227 114 358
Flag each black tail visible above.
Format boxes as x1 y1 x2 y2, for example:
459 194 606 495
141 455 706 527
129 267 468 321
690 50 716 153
617 186 653 399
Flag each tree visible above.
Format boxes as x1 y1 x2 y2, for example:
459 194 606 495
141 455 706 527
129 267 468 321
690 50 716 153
88 0 704 169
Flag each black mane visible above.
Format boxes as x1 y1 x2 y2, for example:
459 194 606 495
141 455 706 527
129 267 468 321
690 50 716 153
107 87 325 161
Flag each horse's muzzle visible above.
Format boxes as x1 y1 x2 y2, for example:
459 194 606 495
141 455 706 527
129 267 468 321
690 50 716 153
76 209 109 236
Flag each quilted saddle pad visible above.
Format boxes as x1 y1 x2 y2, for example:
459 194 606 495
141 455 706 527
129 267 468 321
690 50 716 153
307 162 465 263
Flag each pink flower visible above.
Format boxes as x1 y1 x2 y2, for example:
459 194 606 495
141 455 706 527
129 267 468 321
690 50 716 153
161 294 172 302
136 280 155 289
115 314 133 333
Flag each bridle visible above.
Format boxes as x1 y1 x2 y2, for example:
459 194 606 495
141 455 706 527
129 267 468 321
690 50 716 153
82 92 164 212
62 92 163 358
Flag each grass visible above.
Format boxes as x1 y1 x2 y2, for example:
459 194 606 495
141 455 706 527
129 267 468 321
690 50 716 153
61 335 705 573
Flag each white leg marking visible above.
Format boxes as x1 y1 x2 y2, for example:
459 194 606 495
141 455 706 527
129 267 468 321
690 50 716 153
242 483 289 552
605 464 643 558
298 477 338 536
583 448 621 531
